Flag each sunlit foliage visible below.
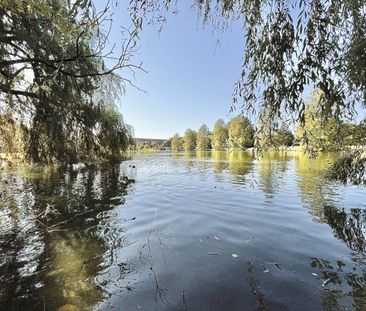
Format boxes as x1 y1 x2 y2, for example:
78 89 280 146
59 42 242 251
0 113 24 155
183 128 197 151
342 120 366 147
171 133 182 152
256 110 294 149
326 149 366 185
295 90 344 152
212 118 228 151
196 124 211 150
228 115 254 150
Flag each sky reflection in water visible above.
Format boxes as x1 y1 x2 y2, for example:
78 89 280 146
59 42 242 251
0 151 366 311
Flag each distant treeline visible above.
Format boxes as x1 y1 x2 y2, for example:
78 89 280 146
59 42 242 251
169 115 292 152
131 138 169 151
169 90 366 152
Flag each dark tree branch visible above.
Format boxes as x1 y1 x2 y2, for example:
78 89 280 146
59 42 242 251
0 86 39 98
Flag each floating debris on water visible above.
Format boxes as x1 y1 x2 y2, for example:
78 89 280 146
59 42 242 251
208 252 222 256
263 262 281 270
322 278 332 287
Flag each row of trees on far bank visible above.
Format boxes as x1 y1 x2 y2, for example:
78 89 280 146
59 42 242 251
170 90 366 153
171 116 261 152
171 115 293 152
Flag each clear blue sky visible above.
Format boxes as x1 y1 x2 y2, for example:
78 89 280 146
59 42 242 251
110 3 244 139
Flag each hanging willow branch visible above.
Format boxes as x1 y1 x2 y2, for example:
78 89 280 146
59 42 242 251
130 0 366 124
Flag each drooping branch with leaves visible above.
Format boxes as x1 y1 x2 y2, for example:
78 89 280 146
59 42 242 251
0 0 140 163
130 0 366 128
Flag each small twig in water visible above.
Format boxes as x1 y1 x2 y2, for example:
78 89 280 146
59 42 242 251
182 288 189 307
208 252 222 256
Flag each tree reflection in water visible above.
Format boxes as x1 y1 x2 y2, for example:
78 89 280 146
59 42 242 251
295 152 338 218
1 152 366 310
257 151 291 199
310 255 366 310
323 205 366 253
177 151 255 186
208 151 254 185
295 153 366 309
0 164 135 311
227 151 254 186
211 151 229 176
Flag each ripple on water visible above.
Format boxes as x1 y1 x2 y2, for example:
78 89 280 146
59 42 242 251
1 152 366 311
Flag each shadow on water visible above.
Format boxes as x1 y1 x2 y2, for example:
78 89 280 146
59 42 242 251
0 164 135 311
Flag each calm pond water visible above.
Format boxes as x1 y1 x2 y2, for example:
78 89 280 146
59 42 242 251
1 151 366 311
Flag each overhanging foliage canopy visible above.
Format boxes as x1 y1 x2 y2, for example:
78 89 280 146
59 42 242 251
130 0 366 124
0 0 139 163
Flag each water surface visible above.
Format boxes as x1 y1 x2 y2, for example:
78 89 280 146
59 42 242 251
1 151 366 310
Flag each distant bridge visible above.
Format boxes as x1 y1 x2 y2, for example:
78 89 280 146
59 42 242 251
134 138 168 145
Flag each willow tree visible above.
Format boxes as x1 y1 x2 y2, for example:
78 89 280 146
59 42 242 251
274 123 294 147
130 0 366 140
295 90 342 152
0 0 139 163
255 110 294 149
349 120 366 146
